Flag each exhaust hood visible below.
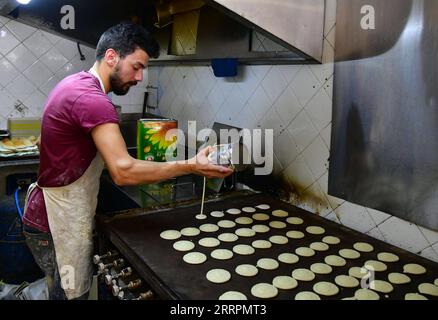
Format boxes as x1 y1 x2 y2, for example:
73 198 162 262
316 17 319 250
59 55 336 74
1 0 325 64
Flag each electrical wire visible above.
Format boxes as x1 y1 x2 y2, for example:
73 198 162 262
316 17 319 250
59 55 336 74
14 187 24 220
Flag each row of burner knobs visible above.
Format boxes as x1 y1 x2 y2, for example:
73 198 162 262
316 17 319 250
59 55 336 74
93 251 155 300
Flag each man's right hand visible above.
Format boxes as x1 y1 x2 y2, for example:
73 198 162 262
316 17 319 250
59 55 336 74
188 146 234 179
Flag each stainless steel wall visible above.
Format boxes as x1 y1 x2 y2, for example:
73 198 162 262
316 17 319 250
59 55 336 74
329 0 438 231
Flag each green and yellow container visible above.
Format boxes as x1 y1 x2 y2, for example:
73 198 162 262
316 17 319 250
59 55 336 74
137 118 178 208
137 119 178 162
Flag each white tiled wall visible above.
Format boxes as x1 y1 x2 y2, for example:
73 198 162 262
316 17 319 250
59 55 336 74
2 2 438 264
0 16 95 129
146 0 438 263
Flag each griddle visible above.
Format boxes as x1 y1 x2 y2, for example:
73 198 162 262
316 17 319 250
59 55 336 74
98 192 438 300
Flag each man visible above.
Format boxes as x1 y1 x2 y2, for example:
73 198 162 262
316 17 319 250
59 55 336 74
12 22 232 300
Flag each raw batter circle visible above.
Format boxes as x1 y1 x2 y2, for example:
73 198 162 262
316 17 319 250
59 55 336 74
377 252 399 263
232 244 255 255
173 240 195 252
405 293 428 300
292 268 315 282
219 291 247 300
211 249 233 260
286 217 304 225
269 235 289 245
286 230 305 239
278 253 299 264
310 263 332 275
335 275 359 288
294 291 321 300
217 220 236 228
269 221 287 229
235 217 254 225
242 207 256 213
180 227 200 237
206 269 231 284
324 255 347 267
313 282 339 296
418 283 438 296
348 266 368 279
353 242 374 253
252 240 272 249
295 247 315 257
252 213 270 221
251 283 278 299
252 224 270 233
364 260 387 272
310 242 329 251
272 276 298 290
272 209 288 217
235 264 258 277
218 233 238 242
235 228 256 237
196 214 207 220
388 273 411 285
435 278 438 286
226 208 241 215
160 230 181 240
257 258 279 270
198 237 220 248
348 267 369 279
199 223 219 233
210 211 224 218
370 280 393 293
255 204 270 210
322 236 340 245
339 248 361 259
354 288 380 300
306 226 325 235
183 252 207 264
403 263 426 275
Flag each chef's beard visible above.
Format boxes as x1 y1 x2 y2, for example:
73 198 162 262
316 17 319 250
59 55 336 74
110 65 138 95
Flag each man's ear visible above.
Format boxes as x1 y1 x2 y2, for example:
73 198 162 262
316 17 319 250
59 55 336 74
104 49 119 67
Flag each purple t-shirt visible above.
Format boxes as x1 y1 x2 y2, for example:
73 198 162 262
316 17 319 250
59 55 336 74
23 71 119 232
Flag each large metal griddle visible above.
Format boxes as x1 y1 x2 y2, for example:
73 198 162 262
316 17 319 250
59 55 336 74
97 193 438 300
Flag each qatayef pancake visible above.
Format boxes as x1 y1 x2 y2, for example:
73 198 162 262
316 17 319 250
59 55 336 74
206 269 231 284
286 217 304 225
183 252 207 264
219 291 247 300
180 227 200 236
272 276 297 290
211 211 224 218
251 283 278 299
322 236 340 245
235 264 258 277
226 208 241 215
173 240 195 251
294 291 320 300
255 204 270 210
272 209 288 217
160 230 181 240
403 263 426 275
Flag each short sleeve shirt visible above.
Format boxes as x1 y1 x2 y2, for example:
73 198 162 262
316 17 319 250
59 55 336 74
23 71 119 232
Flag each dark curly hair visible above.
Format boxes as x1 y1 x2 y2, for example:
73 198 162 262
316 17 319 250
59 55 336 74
96 22 160 61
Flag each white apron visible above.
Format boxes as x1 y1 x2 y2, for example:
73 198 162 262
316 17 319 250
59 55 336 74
48 154 104 299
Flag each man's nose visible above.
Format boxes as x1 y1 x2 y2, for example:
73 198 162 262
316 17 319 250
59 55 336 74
135 70 143 82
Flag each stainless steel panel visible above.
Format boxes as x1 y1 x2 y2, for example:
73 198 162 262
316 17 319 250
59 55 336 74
330 0 438 231
207 0 325 61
